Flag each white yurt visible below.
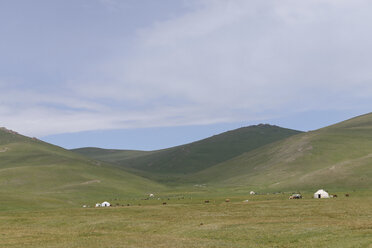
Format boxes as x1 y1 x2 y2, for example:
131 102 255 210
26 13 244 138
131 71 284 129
149 193 154 198
95 203 101 207
250 191 256 195
314 189 329 199
101 201 111 207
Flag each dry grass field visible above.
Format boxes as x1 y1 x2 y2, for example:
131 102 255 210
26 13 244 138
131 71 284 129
1 191 371 248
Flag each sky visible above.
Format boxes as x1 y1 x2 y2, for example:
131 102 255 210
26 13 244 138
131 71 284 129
1 0 372 150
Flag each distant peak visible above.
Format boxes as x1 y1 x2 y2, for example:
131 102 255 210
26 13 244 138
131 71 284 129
254 123 278 128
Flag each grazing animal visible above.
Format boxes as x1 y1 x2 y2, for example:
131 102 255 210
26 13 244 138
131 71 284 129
204 200 210 203
289 194 302 199
162 202 167 205
225 199 230 202
345 194 349 197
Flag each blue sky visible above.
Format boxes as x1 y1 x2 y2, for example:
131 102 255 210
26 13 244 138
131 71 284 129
1 0 372 150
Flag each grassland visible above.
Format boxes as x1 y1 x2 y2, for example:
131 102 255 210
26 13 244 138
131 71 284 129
1 191 371 248
2 114 372 247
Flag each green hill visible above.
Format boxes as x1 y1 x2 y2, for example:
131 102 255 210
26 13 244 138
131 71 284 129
192 113 372 191
0 127 164 210
72 114 372 191
73 125 301 179
4 111 371 209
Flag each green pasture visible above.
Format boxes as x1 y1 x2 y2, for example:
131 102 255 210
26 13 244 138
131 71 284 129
1 191 371 248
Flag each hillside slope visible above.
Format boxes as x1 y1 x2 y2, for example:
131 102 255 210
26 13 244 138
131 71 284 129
73 125 302 177
0 128 164 210
72 147 152 164
192 113 372 191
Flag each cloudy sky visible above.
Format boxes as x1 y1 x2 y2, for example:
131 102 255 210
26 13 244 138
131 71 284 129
1 0 372 150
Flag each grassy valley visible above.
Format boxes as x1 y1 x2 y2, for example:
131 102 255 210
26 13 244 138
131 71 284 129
72 147 151 164
1 114 372 247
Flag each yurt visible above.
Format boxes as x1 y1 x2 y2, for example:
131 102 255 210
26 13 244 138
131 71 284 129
95 203 101 207
101 201 111 207
314 189 329 199
250 191 256 195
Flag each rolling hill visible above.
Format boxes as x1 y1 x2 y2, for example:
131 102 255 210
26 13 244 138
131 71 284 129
191 113 372 191
73 114 372 191
0 127 164 210
3 111 371 209
73 125 302 179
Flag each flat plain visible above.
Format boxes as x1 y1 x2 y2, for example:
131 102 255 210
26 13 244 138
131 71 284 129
1 191 371 248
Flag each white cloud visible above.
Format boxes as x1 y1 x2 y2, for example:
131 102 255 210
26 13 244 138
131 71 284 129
2 0 372 136
112 0 372 111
